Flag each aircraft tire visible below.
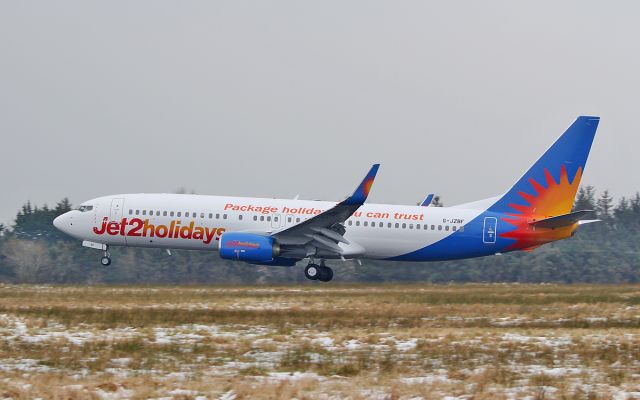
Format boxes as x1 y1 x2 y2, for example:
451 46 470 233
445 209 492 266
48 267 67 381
304 264 320 280
100 256 112 266
318 266 333 282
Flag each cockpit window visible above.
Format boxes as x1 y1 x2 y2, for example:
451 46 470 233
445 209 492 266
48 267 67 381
78 205 94 212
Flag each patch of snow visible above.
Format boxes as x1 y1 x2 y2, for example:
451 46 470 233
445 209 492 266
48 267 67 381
395 338 418 351
312 336 334 348
344 339 361 350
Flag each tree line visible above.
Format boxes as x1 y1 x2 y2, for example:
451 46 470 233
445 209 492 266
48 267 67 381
0 187 638 284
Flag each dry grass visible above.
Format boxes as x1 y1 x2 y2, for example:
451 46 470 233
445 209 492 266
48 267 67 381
0 284 638 399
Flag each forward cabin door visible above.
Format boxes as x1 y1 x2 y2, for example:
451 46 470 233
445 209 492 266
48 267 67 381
110 198 126 245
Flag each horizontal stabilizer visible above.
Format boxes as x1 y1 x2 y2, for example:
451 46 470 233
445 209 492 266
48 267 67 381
578 219 601 226
529 210 596 229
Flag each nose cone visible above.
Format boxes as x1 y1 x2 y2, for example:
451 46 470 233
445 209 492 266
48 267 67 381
53 212 72 234
53 215 63 230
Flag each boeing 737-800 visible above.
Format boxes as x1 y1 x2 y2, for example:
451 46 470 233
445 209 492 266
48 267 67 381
54 116 600 281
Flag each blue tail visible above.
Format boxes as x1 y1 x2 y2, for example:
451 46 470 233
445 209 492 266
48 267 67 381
488 116 600 217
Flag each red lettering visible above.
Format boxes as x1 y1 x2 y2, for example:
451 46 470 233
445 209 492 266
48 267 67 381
203 227 219 244
107 221 120 235
155 225 168 238
179 221 195 239
128 218 143 237
215 228 226 241
143 220 155 237
93 217 108 234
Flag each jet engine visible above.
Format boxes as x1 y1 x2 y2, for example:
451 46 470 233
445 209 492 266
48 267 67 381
219 232 280 263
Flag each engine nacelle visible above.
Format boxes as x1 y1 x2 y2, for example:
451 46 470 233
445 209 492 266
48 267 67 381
219 232 280 263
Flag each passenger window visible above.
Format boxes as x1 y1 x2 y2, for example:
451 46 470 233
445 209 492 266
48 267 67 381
424 224 428 230
239 215 243 220
267 216 271 221
170 211 174 217
438 225 442 230
348 220 352 226
201 213 205 218
149 210 153 216
223 214 227 219
363 221 368 227
128 209 133 215
296 218 300 223
395 223 399 228
387 223 392 228
260 216 264 221
379 222 383 227
274 216 278 222
142 210 147 216
459 226 464 232
177 212 181 217
431 225 435 230
209 213 213 219
452 226 457 231
288 217 292 223
416 224 420 229
402 223 406 229
409 224 413 229
356 221 360 226
253 216 258 221
163 211 168 217
215 213 219 219
156 211 160 216
445 226 450 231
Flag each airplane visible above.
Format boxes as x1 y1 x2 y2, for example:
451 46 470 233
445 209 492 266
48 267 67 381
53 116 600 282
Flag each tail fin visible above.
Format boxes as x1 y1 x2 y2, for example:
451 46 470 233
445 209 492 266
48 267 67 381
488 116 599 218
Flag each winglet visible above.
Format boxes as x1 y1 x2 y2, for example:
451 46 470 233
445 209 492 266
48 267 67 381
342 164 380 206
420 194 435 207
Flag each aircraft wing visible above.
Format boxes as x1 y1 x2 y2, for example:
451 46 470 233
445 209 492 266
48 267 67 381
272 164 379 256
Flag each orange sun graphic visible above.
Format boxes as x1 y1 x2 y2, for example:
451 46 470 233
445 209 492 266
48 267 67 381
499 165 582 251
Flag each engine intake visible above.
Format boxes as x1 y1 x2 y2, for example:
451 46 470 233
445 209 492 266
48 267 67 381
219 232 280 262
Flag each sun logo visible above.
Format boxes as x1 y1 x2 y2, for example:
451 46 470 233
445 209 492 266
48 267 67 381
499 165 583 250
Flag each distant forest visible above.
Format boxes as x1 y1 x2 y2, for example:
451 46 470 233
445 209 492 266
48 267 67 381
0 187 638 284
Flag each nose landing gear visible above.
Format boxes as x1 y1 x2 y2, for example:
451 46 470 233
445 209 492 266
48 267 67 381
304 260 333 282
100 249 111 266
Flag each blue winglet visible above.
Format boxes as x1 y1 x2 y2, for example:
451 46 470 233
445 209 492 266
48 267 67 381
420 194 435 207
342 164 380 206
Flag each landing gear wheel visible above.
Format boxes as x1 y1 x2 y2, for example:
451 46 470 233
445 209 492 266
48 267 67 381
304 264 320 280
100 256 112 266
318 266 334 282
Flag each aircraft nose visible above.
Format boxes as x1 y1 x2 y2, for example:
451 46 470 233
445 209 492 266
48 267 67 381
53 215 62 229
53 212 71 232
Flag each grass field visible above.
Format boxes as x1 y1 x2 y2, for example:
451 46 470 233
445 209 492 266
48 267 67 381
0 284 638 399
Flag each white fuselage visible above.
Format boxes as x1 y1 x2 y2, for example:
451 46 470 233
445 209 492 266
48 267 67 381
55 193 486 260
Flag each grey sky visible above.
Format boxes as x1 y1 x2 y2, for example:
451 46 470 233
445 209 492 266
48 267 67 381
0 1 637 226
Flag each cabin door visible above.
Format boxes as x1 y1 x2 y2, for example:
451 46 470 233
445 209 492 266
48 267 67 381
483 217 497 244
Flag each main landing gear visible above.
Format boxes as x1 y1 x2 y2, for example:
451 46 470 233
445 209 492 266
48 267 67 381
304 260 333 282
100 248 111 266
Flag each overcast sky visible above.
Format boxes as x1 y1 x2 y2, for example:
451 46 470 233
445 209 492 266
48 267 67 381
0 1 637 226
